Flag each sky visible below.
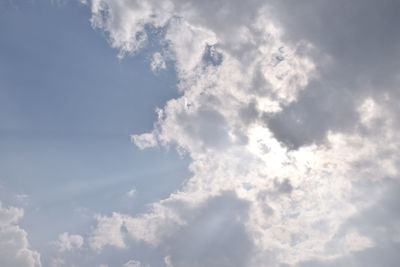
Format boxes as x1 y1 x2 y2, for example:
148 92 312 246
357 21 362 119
0 0 400 266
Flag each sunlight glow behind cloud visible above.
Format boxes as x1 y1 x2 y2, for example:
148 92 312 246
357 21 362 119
1 0 400 266
82 0 400 266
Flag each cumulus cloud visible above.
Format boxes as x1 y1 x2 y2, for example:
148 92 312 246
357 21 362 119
90 191 253 266
56 232 84 252
0 202 41 267
264 0 400 148
89 212 127 252
84 0 400 266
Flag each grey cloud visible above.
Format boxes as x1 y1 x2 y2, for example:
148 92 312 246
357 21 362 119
85 1 400 266
202 44 223 67
173 0 263 35
298 242 400 267
265 0 400 148
269 0 400 88
250 68 273 97
274 178 293 195
239 100 260 126
173 0 277 64
298 179 400 267
266 79 360 149
162 191 253 267
177 107 231 149
105 192 255 267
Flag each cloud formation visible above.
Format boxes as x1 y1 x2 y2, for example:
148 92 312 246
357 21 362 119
56 232 84 252
0 202 41 267
123 259 145 267
84 0 400 266
89 212 127 252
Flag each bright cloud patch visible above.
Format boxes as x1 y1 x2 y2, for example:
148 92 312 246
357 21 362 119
84 0 400 266
0 202 41 267
56 232 84 252
123 259 144 267
89 212 127 252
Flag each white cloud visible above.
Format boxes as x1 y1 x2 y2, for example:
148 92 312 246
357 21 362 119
89 0 173 58
126 188 136 198
56 232 84 252
342 232 375 253
131 132 158 150
89 212 127 252
150 52 167 72
85 0 400 266
123 259 143 267
164 256 173 267
0 202 41 267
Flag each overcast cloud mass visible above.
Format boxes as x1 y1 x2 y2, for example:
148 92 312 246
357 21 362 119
1 0 400 266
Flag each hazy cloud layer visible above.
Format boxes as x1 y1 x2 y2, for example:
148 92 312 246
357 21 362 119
81 0 400 266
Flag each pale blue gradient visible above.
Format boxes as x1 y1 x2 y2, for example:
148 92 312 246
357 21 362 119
0 1 189 265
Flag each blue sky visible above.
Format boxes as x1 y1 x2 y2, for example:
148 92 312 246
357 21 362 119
0 1 189 265
1 0 400 267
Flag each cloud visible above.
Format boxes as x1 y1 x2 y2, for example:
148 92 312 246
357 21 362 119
264 0 400 148
150 52 167 72
51 258 65 267
123 259 144 267
56 232 84 252
0 202 41 267
297 180 400 267
127 188 136 197
160 192 253 267
89 212 127 252
84 0 400 266
90 191 253 266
